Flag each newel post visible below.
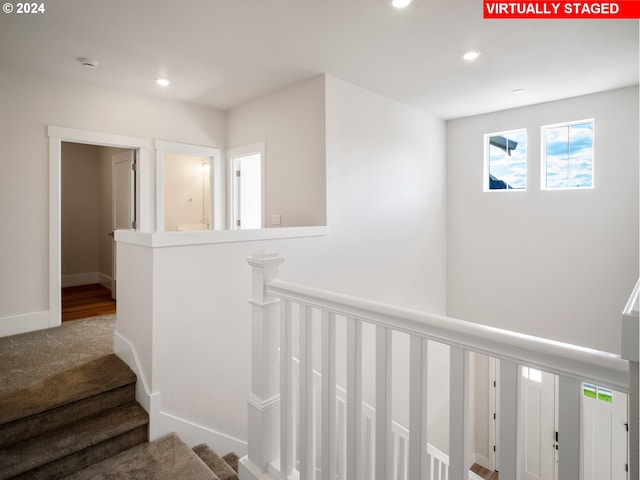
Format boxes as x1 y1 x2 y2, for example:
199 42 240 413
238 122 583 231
243 249 285 477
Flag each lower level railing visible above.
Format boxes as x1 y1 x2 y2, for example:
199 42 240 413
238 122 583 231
240 250 638 480
291 358 454 480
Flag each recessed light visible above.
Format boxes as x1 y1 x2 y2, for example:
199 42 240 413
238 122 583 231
392 0 413 8
463 51 480 61
156 78 171 87
77 57 98 69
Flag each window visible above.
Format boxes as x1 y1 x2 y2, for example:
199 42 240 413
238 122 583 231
583 383 613 403
521 366 542 383
484 129 527 191
542 120 594 189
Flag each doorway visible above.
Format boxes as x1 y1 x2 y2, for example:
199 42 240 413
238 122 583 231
49 126 150 327
60 143 135 321
227 142 265 230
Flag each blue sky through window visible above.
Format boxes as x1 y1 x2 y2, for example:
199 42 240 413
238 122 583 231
543 121 593 189
487 129 527 190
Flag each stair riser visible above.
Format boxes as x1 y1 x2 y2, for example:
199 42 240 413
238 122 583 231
0 402 149 479
0 384 135 448
7 425 148 480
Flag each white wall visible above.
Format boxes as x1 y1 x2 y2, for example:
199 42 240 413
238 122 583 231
227 75 327 228
0 64 226 324
447 87 639 354
116 75 448 453
61 142 101 283
448 87 639 468
163 153 210 231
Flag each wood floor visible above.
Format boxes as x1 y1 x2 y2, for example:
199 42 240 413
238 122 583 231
471 463 499 480
62 284 116 322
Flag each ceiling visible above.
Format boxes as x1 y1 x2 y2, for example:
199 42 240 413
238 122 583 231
0 0 637 119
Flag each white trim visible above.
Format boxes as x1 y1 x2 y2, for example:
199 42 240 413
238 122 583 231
473 453 491 471
113 331 161 440
97 272 114 290
155 141 224 232
248 393 280 411
115 225 328 248
540 118 595 191
47 126 152 150
227 142 266 230
239 456 282 480
159 411 248 456
61 272 101 288
0 310 50 337
267 279 628 392
48 126 153 328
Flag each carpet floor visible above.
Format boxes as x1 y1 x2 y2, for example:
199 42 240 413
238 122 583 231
0 315 115 395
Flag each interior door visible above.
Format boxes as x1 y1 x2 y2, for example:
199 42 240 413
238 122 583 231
583 385 628 480
111 150 136 299
231 153 262 229
520 367 556 480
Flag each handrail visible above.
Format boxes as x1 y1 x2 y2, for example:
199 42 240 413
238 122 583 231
624 278 640 316
267 278 629 392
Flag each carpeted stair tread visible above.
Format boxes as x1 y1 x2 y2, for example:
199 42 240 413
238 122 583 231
61 433 218 480
193 444 239 480
222 452 239 473
0 401 148 479
0 383 135 448
0 353 136 426
10 426 148 480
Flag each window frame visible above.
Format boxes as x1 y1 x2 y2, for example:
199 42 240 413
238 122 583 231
541 119 595 191
483 128 528 192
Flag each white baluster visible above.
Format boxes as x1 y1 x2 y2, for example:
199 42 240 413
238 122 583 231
396 435 407 480
376 326 393 480
280 299 294 477
364 416 374 479
336 397 346 480
245 250 284 475
346 317 363 480
321 311 337 480
409 335 429 480
299 305 315 480
449 346 471 480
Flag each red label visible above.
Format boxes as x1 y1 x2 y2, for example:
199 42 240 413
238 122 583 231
484 1 640 18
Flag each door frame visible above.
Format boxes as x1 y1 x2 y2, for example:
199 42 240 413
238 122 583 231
111 149 137 299
48 126 152 327
227 142 266 230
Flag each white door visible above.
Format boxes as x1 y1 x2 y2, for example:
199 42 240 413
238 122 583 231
520 367 556 480
232 153 262 229
111 150 135 298
582 385 628 480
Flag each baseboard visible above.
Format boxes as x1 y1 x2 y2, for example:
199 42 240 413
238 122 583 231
473 453 491 470
0 310 51 337
97 272 113 290
159 411 247 457
239 456 281 480
113 331 160 439
61 272 100 288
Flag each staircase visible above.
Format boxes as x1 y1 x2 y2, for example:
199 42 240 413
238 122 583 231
0 318 239 480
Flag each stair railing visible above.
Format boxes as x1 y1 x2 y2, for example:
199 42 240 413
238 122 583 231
240 250 636 480
289 357 452 480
